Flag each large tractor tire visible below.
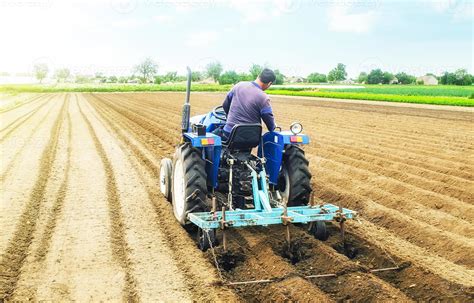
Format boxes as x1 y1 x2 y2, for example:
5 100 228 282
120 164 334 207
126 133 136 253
172 143 208 225
278 145 312 206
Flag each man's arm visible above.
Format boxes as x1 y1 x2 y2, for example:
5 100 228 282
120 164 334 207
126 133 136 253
260 98 276 131
222 90 234 114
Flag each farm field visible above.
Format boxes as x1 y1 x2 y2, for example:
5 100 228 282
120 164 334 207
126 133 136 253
0 92 473 302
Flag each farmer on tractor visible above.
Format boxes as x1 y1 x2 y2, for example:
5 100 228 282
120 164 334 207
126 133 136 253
214 68 277 141
159 67 356 251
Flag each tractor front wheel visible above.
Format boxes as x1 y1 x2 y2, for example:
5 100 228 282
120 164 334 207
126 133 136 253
172 144 208 225
160 158 173 202
278 145 312 206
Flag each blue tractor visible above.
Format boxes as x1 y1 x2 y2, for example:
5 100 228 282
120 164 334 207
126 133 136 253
160 68 356 251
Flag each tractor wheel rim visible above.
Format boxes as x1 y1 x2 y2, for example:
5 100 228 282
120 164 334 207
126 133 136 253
160 164 167 195
173 158 185 217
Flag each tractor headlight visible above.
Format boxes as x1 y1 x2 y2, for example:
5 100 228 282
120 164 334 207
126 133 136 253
290 122 303 135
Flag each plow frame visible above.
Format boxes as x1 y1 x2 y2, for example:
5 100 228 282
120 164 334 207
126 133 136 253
188 203 356 230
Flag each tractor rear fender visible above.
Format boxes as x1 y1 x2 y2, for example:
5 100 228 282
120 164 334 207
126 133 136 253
258 131 309 185
183 132 222 189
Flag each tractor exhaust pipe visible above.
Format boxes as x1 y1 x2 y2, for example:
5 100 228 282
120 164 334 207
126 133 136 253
181 66 192 133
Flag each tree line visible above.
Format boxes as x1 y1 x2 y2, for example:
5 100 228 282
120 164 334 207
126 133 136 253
32 59 285 85
32 58 472 86
307 64 472 86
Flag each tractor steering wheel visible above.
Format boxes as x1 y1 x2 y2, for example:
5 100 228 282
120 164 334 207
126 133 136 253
212 105 227 121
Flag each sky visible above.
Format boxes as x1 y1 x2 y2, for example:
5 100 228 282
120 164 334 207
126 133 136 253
0 0 472 79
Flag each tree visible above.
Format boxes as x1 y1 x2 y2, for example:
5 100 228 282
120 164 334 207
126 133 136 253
191 71 203 82
327 63 347 82
55 68 70 82
218 70 240 85
382 72 394 84
439 72 447 85
249 64 263 79
395 72 416 85
357 72 368 84
134 58 158 83
162 71 178 82
367 69 384 84
205 61 223 82
307 72 327 83
118 76 129 83
108 76 118 83
34 63 48 83
440 70 472 85
175 75 187 82
154 76 162 84
75 74 92 83
238 72 252 81
454 69 472 86
274 69 284 85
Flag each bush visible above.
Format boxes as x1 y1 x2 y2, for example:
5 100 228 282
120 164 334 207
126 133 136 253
219 70 240 85
162 71 178 82
238 72 252 81
395 72 416 84
307 73 327 83
154 76 162 84
469 93 474 99
191 71 203 82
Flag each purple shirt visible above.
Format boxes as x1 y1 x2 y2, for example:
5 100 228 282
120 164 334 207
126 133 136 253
222 81 275 133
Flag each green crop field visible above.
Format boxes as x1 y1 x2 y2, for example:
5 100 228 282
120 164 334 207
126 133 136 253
266 90 473 107
1 83 472 107
267 84 473 106
321 85 473 98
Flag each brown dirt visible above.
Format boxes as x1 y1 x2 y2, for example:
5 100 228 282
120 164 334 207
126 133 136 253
1 92 473 302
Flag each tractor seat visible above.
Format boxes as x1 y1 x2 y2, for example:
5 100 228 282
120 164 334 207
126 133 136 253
224 124 262 151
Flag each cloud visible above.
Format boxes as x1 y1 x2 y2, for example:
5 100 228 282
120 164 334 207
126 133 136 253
424 0 473 20
110 18 148 29
153 15 175 23
186 31 219 47
227 0 267 23
327 4 379 34
226 0 300 23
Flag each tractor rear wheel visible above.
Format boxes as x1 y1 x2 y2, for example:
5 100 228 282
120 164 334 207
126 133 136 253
172 143 208 225
279 145 312 206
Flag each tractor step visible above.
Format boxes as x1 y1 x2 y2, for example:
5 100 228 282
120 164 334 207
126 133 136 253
188 203 356 230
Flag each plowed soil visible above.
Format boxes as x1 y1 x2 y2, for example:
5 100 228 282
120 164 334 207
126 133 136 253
1 92 473 302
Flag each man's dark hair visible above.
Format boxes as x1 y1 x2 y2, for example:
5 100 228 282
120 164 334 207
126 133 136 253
258 68 276 84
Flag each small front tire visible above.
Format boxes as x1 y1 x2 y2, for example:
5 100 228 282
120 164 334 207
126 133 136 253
160 158 173 202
